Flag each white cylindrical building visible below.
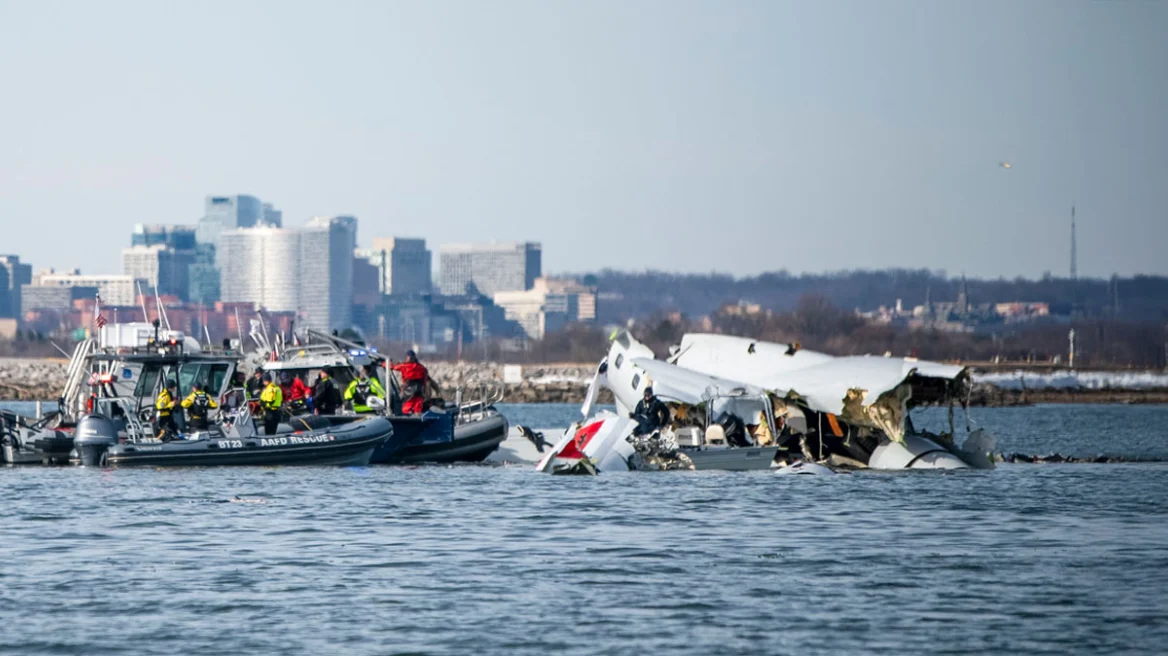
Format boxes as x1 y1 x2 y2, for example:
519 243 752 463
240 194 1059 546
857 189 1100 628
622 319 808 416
219 226 301 313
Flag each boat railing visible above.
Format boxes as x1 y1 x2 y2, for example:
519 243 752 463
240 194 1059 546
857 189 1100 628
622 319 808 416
451 380 505 423
61 339 98 418
94 397 153 442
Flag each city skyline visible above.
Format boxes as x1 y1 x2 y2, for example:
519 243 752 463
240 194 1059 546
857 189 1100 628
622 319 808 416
1 1 1166 279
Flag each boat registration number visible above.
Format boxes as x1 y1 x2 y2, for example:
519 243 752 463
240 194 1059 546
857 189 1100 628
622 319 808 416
217 440 244 449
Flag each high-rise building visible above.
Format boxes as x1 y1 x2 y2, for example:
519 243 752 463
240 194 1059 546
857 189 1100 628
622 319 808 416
356 237 433 296
219 226 302 313
0 255 33 319
300 216 357 332
438 242 541 296
131 224 197 250
191 195 280 304
195 194 265 246
122 245 194 301
262 202 283 227
189 243 220 304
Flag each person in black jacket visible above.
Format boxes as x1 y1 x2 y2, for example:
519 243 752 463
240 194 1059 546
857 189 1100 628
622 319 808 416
313 370 343 415
245 369 265 401
632 387 670 436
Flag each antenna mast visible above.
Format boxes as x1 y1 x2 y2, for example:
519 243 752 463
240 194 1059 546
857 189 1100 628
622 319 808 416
1070 204 1078 280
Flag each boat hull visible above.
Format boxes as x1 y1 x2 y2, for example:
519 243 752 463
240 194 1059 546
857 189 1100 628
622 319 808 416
95 417 394 467
685 445 782 471
385 413 509 464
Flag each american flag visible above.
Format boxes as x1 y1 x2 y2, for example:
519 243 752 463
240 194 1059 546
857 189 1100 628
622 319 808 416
93 291 106 328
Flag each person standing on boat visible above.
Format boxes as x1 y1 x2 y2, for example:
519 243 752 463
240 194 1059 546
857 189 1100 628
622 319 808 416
632 386 670 436
344 370 385 414
390 350 432 415
313 370 343 415
259 373 283 435
280 372 311 415
181 381 219 432
155 380 179 440
246 369 265 399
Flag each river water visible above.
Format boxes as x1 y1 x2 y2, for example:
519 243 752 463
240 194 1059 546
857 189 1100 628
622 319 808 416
1 403 1166 655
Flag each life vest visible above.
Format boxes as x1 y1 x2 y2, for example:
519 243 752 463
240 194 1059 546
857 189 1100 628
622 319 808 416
190 392 210 417
352 381 370 405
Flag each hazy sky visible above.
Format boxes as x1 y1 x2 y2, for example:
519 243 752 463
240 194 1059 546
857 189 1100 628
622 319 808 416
1 0 1165 279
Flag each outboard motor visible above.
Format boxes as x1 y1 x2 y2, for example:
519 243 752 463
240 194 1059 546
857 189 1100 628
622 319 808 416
72 414 119 467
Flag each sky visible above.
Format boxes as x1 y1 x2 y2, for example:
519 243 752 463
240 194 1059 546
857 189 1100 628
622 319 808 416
0 0 1165 280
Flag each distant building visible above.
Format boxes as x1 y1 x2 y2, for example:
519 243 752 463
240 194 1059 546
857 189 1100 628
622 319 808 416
493 278 579 340
122 245 194 302
262 202 283 228
188 243 220 304
373 237 432 295
34 272 136 307
195 194 265 246
540 277 598 322
217 217 359 332
131 224 197 250
219 226 302 313
21 284 82 313
299 216 357 332
352 256 381 309
0 255 33 320
438 242 541 296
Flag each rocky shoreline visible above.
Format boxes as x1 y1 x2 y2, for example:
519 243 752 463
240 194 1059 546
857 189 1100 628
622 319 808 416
0 358 1164 406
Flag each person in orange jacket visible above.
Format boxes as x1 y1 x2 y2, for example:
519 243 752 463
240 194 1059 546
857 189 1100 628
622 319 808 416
390 350 436 415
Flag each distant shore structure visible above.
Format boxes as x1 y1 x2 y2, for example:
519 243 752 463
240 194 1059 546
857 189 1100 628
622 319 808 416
439 242 541 296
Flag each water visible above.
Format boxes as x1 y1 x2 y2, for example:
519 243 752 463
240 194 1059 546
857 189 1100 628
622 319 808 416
2 403 1167 655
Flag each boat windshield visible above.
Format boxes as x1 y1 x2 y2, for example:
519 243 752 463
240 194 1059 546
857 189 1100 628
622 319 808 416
134 365 163 398
177 362 231 397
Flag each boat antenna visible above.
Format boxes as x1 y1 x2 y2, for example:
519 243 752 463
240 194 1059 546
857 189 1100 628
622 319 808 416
234 306 244 352
136 280 150 322
256 309 273 355
153 281 171 332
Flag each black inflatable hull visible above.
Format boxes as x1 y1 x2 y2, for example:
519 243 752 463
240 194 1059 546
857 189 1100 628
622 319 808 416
388 413 509 464
100 417 394 467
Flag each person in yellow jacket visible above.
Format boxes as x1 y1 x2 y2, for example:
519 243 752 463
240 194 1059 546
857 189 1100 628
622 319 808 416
259 372 283 435
344 370 385 414
155 380 178 440
180 381 219 432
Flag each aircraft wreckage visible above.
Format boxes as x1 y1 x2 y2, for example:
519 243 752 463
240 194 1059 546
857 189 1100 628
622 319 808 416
536 331 995 475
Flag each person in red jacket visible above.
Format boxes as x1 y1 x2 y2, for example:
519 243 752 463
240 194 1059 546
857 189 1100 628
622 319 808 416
280 372 311 415
390 350 431 415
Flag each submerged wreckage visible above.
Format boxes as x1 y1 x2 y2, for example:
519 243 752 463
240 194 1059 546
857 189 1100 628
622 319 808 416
537 331 995 475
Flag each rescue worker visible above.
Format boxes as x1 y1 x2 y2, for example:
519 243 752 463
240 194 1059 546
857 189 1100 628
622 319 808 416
155 380 179 440
280 372 311 415
245 369 265 401
344 370 385 414
313 370 343 415
259 373 283 436
181 381 219 432
390 350 434 415
632 386 670 436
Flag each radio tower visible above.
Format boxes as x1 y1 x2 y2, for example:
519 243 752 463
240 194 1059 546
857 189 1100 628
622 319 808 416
1070 204 1078 280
